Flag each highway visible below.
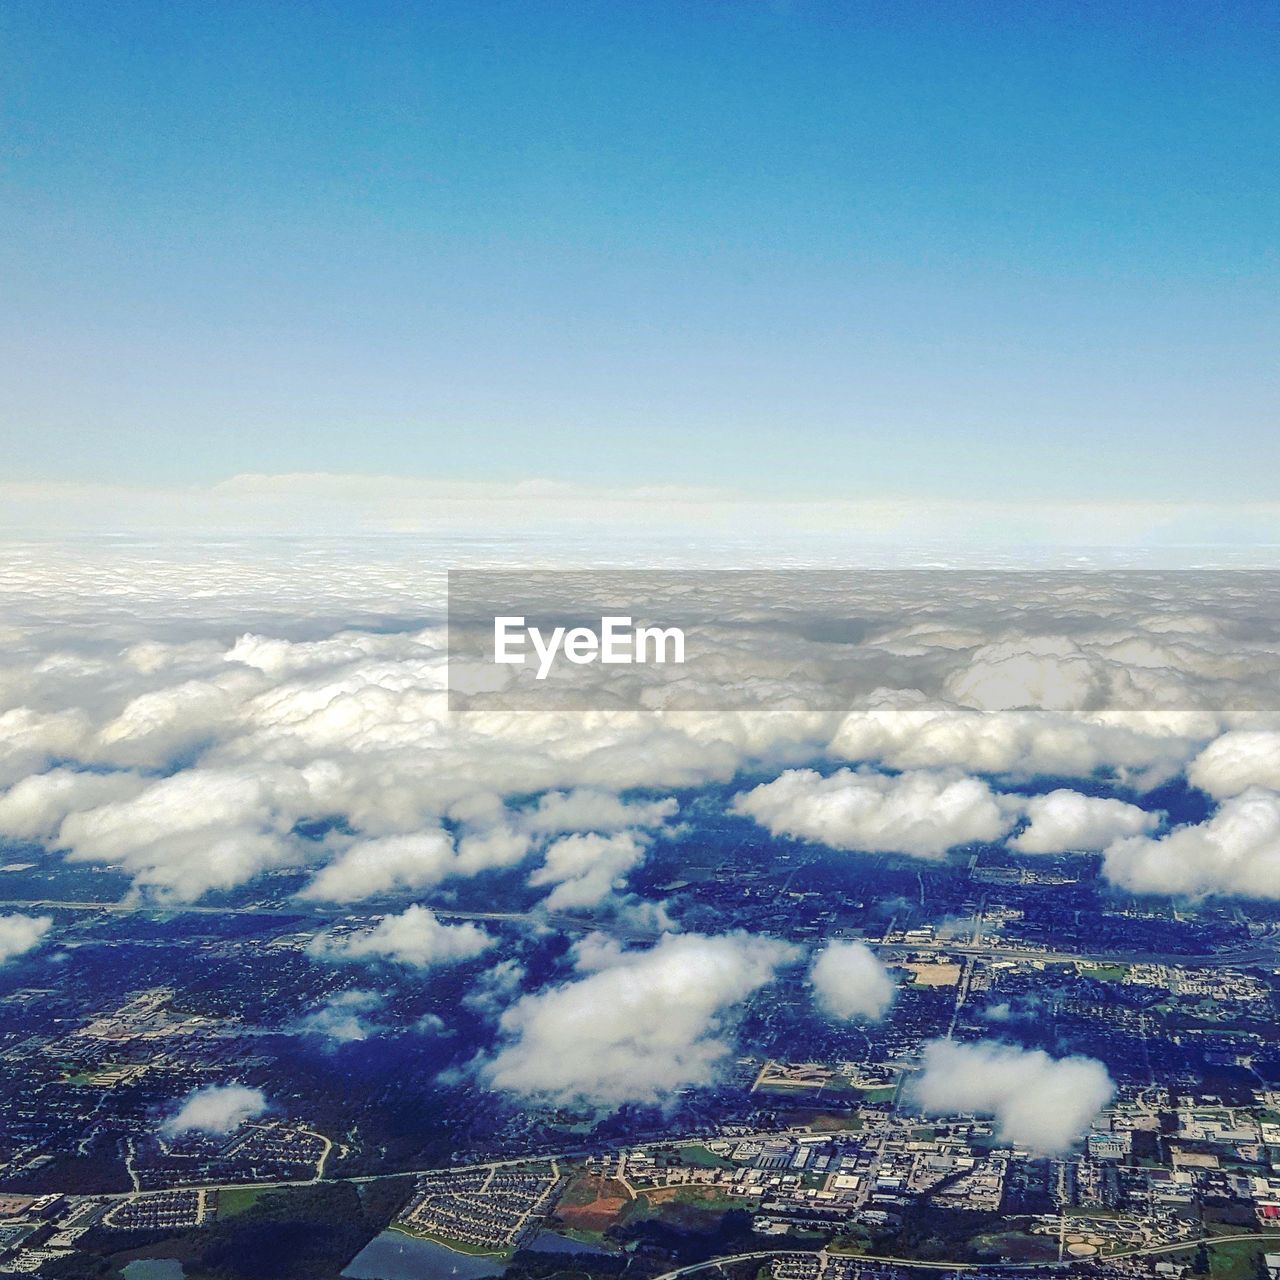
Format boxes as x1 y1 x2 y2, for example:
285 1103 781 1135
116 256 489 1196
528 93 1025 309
650 1232 1280 1278
3 897 1274 968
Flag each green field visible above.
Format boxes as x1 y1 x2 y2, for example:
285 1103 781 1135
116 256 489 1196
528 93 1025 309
675 1144 735 1169
216 1187 265 1218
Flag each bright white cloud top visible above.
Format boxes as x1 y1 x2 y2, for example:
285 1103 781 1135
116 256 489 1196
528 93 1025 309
809 941 896 1022
527 831 650 910
310 905 494 969
0 913 52 965
2 549 1280 906
733 768 1017 858
1009 790 1159 854
1103 789 1280 900
1189 731 1280 799
162 1084 268 1137
910 1040 1115 1154
483 931 800 1104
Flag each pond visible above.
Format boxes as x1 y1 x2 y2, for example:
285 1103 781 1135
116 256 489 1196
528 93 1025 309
342 1230 508 1280
121 1262 185 1280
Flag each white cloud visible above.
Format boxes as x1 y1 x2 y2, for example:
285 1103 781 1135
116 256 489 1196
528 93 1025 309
161 1084 268 1137
0 769 147 842
1009 790 1159 854
809 940 895 1021
3 546 1279 911
828 691 1193 786
1189 731 1280 799
523 790 677 835
463 958 527 1016
944 638 1104 713
483 931 800 1104
528 831 650 910
294 990 385 1042
298 832 456 903
310 905 495 969
0 913 53 964
1103 788 1280 899
733 768 1017 859
0 707 91 789
910 1039 1114 1154
55 766 323 901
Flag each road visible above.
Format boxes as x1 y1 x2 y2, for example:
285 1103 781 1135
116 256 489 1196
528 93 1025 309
651 1232 1280 1279
2 898 1274 967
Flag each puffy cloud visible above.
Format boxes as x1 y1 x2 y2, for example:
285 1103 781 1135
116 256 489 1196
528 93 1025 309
1009 790 1159 854
1189 731 1280 799
523 790 677 836
463 958 527 1016
92 677 251 768
54 765 332 901
0 769 147 842
809 941 895 1021
310 905 495 969
0 913 53 964
910 1040 1114 1154
4 548 1279 909
1103 789 1280 899
483 931 800 1104
528 832 650 910
944 638 1103 713
733 768 1016 859
298 832 456 903
294 990 385 1042
829 691 1193 785
0 707 91 788
161 1084 268 1137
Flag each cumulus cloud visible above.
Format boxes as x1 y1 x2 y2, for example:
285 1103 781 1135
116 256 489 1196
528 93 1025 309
910 1040 1114 1154
310 905 495 969
161 1084 268 1137
483 931 800 1104
0 913 53 964
4 551 1278 909
1009 790 1159 854
1103 788 1280 899
294 990 385 1042
528 831 650 910
829 691 1193 785
55 765 325 901
1189 731 1280 799
523 790 677 836
733 767 1016 859
298 831 456 903
0 769 149 842
463 958 527 1016
809 940 895 1021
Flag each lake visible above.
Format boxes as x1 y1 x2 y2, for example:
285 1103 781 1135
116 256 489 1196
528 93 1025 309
122 1262 185 1280
342 1230 508 1280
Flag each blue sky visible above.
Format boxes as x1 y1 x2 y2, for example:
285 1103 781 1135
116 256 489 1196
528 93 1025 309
2 0 1276 507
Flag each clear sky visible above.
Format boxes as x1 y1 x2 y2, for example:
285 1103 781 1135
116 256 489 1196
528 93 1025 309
2 0 1276 507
